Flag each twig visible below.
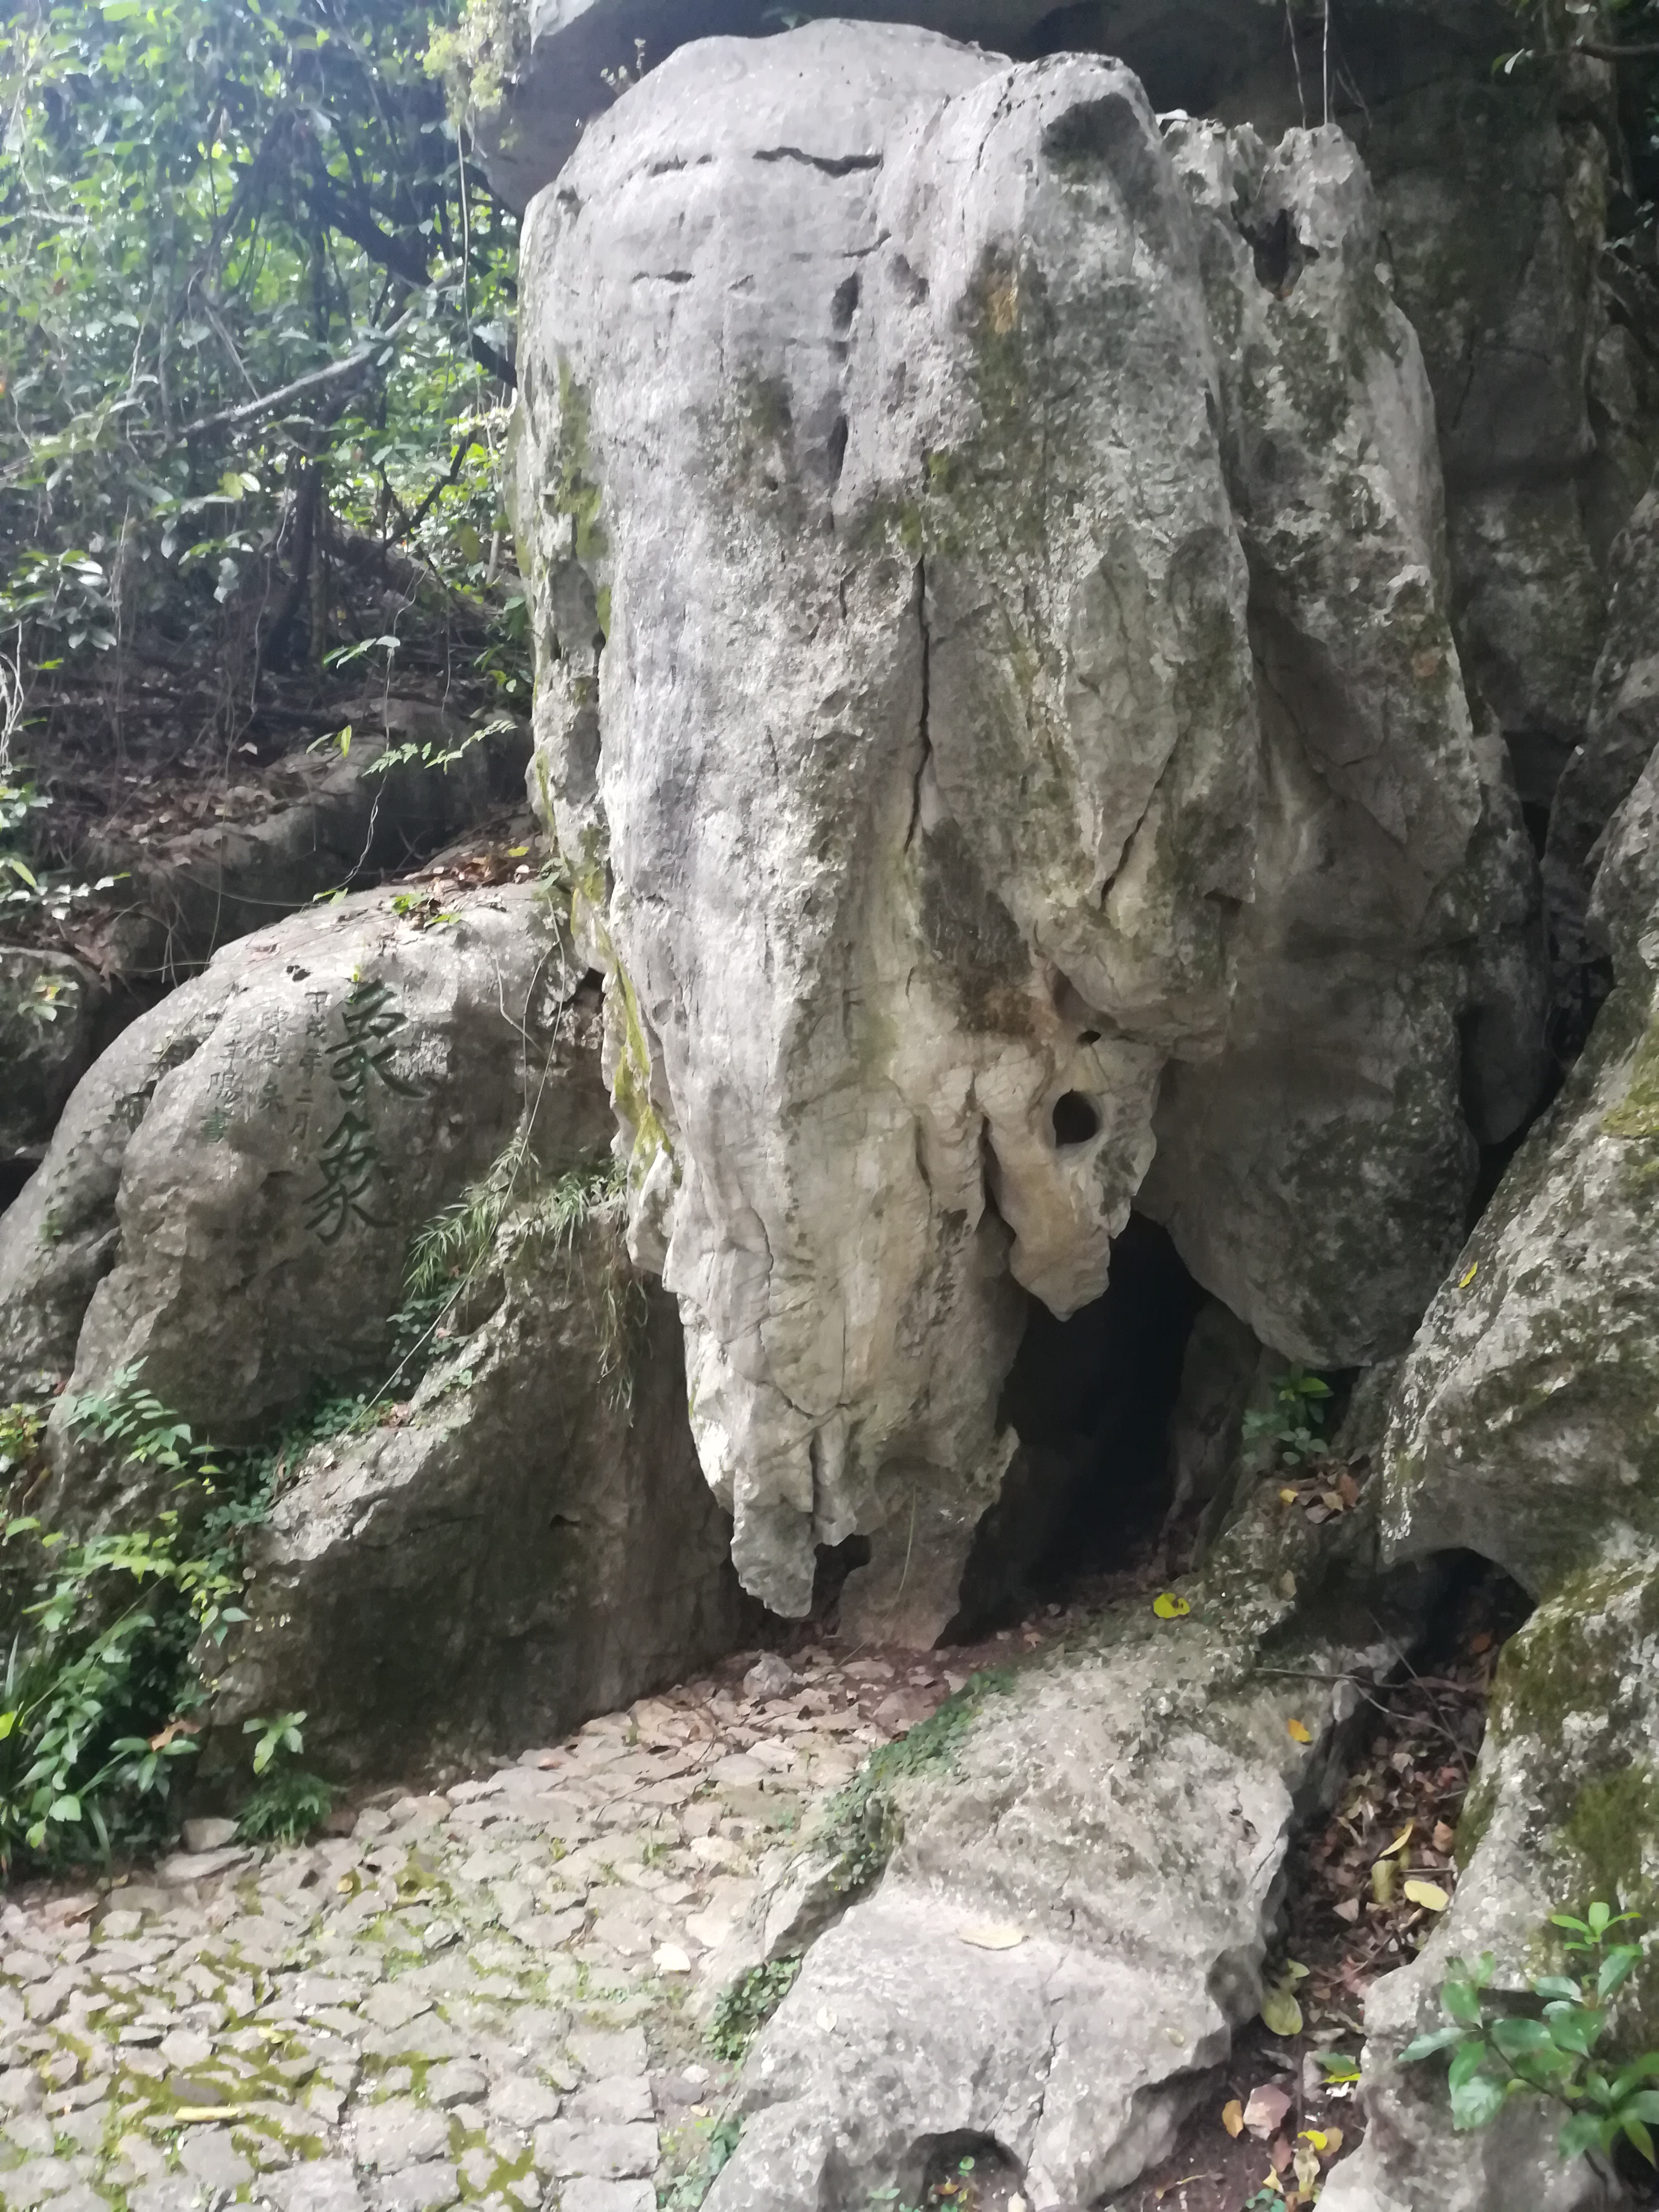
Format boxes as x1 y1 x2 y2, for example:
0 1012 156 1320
1286 0 1307 125
1569 37 1659 59
177 311 413 438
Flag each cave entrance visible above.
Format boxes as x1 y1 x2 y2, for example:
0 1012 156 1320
953 1214 1208 1633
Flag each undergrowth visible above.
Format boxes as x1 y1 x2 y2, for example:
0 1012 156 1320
0 1370 351 1871
392 1137 641 1412
707 1956 802 2063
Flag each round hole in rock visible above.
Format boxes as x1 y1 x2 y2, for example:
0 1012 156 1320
1051 1089 1100 1146
949 1214 1207 1634
898 2129 1025 2210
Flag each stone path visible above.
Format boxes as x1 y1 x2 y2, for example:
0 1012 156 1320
0 1642 971 2212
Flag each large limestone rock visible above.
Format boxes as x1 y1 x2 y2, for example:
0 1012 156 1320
1321 758 1659 2211
208 1188 745 1776
1545 486 1659 1052
0 882 609 1472
515 22 1541 1630
464 0 1631 788
0 879 747 1765
706 1502 1404 2210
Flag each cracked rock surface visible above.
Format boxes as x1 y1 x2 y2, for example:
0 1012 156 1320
515 21 1542 1633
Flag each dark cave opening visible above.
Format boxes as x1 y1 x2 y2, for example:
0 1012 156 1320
952 1214 1208 1632
0 1157 36 1220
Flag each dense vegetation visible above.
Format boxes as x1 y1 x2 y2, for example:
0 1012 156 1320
0 0 532 1871
0 0 524 933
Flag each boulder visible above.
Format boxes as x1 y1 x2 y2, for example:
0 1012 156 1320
705 1505 1401 2210
0 947 103 1174
1322 755 1659 2211
464 0 1631 975
1 877 748 1766
514 22 1540 1628
0 882 612 1502
208 1186 745 1776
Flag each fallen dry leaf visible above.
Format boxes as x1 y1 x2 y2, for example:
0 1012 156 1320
1378 1820 1414 1859
1222 2099 1244 2138
1433 1821 1457 1854
1243 2084 1293 2138
1333 1895 1361 1924
958 1922 1025 1950
1287 1717 1312 1744
1152 1592 1191 1620
1404 1878 1451 1911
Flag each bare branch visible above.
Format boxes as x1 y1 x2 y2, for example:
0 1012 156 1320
177 311 414 438
1567 37 1659 60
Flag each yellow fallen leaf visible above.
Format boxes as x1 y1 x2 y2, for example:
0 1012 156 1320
1152 1592 1191 1619
1458 1260 1478 1288
1279 1487 1298 1505
1372 1856 1399 1905
1404 1878 1451 1912
145 2107 258 2127
1378 1820 1414 1859
1287 1717 1312 1744
1300 2129 1329 2152
1261 1982 1304 2036
1293 2141 1321 2195
1223 2099 1244 2138
959 1922 1025 1949
1322 2124 1345 2157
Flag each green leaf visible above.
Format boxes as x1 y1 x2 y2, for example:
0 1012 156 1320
1400 2027 1469 2064
1490 2017 1555 2061
1623 2117 1657 2166
1617 2091 1659 2126
1450 2070 1511 2132
1558 2111 1607 2161
1611 2058 1659 2102
1444 1978 1486 2027
1544 2005 1602 2059
1531 1976 1582 2005
1449 2039 1493 2092
1598 1946 1641 2003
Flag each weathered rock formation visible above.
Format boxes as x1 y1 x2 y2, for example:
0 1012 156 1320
514 21 1544 1633
0 884 586 1438
704 1498 1404 2209
1320 745 1659 2212
470 0 1644 807
0 881 745 1761
208 1190 746 1777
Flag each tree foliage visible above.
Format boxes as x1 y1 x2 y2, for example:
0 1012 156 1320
0 0 522 899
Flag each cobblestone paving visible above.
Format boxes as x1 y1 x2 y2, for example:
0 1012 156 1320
0 1642 969 2212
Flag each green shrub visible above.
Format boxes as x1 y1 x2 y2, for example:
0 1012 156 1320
1401 1901 1659 2167
0 1368 322 1870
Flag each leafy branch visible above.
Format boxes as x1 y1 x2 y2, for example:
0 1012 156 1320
1402 1903 1659 2167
